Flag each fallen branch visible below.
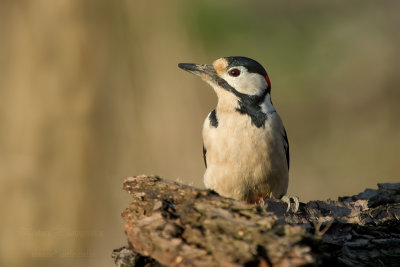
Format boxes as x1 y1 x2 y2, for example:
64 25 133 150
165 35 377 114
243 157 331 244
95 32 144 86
113 175 400 266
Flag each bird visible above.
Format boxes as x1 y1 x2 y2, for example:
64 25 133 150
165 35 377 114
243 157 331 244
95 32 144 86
178 56 298 212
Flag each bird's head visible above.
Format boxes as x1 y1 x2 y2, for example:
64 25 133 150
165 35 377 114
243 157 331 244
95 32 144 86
178 56 271 110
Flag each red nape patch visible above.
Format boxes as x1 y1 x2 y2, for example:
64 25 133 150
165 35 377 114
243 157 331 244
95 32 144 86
264 76 271 89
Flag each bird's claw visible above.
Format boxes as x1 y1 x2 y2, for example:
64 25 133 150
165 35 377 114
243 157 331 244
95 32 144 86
281 195 299 213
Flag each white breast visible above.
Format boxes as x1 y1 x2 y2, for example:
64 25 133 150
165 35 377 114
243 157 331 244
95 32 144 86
202 109 288 202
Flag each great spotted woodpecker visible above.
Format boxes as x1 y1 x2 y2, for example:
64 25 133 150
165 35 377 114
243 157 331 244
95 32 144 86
178 56 298 212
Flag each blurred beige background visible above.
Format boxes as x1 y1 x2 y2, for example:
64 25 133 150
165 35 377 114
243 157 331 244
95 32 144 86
1 0 399 266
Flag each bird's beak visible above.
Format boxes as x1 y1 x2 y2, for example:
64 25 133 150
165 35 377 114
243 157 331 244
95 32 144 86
178 63 217 82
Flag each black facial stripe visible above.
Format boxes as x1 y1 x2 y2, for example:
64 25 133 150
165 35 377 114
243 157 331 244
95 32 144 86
209 109 218 128
225 56 267 76
213 74 270 128
236 91 270 128
213 74 266 102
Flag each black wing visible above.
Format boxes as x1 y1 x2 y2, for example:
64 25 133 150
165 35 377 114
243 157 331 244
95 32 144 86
203 145 207 168
282 127 290 170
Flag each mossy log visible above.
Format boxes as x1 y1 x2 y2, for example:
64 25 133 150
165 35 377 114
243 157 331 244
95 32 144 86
112 175 400 267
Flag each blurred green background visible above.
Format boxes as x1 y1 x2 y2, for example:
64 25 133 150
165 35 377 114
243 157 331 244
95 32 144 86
1 0 399 266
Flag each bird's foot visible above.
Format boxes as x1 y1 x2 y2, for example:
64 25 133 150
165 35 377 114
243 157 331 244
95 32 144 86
281 195 299 213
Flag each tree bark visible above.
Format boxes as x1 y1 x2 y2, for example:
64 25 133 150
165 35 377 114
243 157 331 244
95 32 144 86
113 175 400 267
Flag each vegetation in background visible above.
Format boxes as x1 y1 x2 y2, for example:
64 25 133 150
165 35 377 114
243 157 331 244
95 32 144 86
0 1 399 266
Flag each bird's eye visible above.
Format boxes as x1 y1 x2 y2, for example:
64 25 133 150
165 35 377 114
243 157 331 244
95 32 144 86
228 68 240 77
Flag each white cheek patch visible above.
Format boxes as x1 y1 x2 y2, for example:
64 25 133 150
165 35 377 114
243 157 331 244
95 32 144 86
220 67 268 96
